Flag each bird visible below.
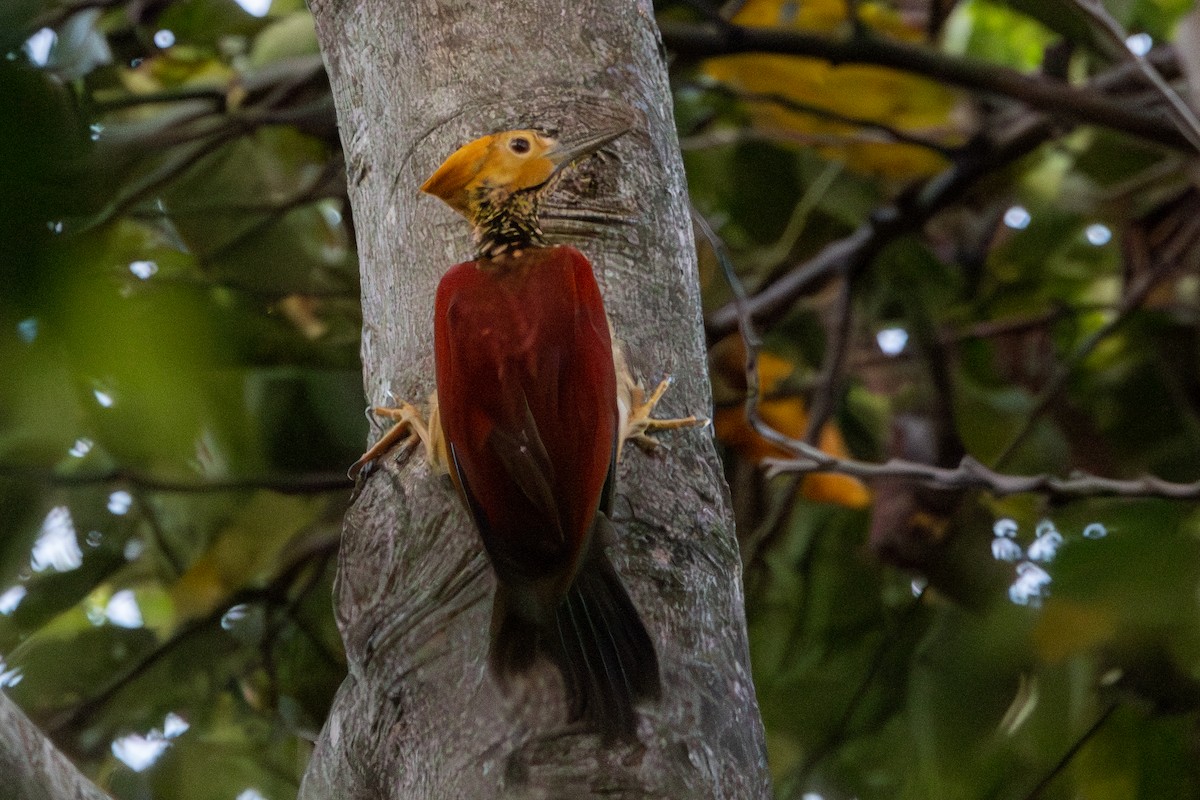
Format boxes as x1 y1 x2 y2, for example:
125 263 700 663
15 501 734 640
351 123 699 740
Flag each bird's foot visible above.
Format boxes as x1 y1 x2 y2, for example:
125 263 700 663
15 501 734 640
619 376 707 459
349 401 433 479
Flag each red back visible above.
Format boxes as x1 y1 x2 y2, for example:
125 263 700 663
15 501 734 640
434 245 618 591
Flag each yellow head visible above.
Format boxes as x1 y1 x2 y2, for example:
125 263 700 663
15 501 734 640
420 126 628 222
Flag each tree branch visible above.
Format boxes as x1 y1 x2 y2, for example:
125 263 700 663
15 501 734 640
0 691 112 800
763 452 1200 501
783 588 927 797
990 262 1172 469
1021 702 1118 800
802 275 854 443
705 113 1055 340
1068 0 1200 151
659 21 1190 151
303 1 770 797
685 82 961 156
0 464 351 494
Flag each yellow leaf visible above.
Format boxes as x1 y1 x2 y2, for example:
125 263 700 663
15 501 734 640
713 347 871 509
170 491 324 622
148 52 235 90
1032 598 1117 663
703 0 961 179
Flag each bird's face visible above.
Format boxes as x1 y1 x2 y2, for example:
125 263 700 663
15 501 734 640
475 129 561 196
421 126 628 222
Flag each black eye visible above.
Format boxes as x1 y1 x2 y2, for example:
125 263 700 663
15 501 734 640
509 137 530 154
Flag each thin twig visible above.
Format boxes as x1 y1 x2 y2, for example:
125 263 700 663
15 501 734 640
141 273 358 299
43 536 339 739
91 87 228 113
848 302 1178 370
692 208 765 439
675 0 736 25
739 472 805 592
198 154 346 265
680 125 928 151
290 611 345 673
991 262 1173 469
263 549 340 687
1021 702 1119 800
265 548 335 649
762 450 1200 501
87 130 241 231
0 463 351 494
778 513 825 671
689 81 961 156
785 587 928 797
803 275 854 443
131 492 186 576
1069 0 1200 152
705 114 1055 339
748 160 843 277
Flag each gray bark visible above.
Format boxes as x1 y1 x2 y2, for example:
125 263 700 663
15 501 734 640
0 691 112 800
303 1 771 797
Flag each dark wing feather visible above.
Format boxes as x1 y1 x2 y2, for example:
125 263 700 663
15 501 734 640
484 390 563 543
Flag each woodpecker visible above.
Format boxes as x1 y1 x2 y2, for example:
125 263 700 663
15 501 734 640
353 124 699 740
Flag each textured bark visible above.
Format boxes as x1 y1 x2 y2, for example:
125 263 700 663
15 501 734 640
303 1 770 797
0 691 112 800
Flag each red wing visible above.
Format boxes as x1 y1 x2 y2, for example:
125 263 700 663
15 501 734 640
434 247 618 587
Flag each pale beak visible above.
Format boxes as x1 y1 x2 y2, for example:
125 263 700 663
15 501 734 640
545 124 631 176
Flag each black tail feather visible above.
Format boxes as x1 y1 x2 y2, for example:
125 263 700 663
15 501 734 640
489 544 659 741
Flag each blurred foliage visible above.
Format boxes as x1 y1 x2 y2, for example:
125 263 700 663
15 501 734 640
683 0 1200 797
3 0 1200 798
0 0 354 797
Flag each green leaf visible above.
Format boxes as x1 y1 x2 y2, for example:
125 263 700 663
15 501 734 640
248 11 318 68
943 0 1071 69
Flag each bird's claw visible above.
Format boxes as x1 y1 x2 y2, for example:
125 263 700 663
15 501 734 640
620 375 706 459
348 401 430 479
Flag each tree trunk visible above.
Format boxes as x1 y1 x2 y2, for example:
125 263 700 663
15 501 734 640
303 1 770 797
0 691 112 800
